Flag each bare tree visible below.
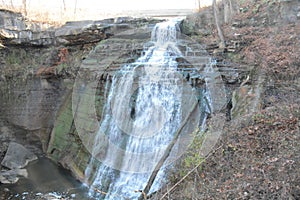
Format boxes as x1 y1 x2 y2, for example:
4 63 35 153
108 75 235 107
10 0 13 9
22 0 27 16
197 0 201 11
1 0 5 7
224 0 234 23
212 0 226 48
74 0 77 18
62 0 66 11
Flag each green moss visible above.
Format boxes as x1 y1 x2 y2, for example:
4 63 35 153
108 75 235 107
55 63 68 74
6 53 21 65
252 4 261 14
49 93 74 150
181 20 196 36
47 91 92 179
170 129 205 180
226 52 242 63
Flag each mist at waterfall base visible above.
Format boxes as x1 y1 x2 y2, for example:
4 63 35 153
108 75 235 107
83 19 211 200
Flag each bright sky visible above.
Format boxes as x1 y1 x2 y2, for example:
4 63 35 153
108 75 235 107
7 0 212 10
77 0 193 10
2 0 213 21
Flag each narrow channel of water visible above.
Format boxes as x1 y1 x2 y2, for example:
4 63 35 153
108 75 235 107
0 157 90 200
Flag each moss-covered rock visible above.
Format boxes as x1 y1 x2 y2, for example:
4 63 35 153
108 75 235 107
47 92 91 181
231 68 265 124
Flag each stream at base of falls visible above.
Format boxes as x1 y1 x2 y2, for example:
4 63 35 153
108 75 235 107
0 157 91 200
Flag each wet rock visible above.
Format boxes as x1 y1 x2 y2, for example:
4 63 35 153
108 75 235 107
0 168 28 184
1 142 37 169
0 126 13 161
180 20 197 36
42 192 64 200
0 173 18 184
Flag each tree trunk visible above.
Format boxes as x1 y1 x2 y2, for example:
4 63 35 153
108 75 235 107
74 0 77 17
224 0 230 23
229 0 234 16
213 0 226 48
62 0 66 11
10 0 13 9
22 0 27 16
224 0 234 23
228 0 235 22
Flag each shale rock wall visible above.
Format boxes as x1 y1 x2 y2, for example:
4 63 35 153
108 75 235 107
0 9 163 180
0 6 264 182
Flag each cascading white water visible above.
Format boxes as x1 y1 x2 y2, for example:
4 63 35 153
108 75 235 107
84 19 205 200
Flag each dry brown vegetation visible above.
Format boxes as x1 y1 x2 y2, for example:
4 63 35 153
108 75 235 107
154 0 300 199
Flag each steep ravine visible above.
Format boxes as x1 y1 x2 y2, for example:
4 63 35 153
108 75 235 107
0 8 254 199
0 0 299 198
0 10 164 198
156 0 300 199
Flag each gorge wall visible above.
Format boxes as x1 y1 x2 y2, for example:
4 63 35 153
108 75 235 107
0 10 169 182
1 0 298 197
0 7 253 181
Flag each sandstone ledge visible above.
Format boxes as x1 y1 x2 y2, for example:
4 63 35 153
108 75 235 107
0 9 162 46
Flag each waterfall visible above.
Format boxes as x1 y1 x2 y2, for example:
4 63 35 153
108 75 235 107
84 19 207 199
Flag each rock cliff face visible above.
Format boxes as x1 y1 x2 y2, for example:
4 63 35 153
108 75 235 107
46 31 150 180
1 8 224 182
0 44 83 153
0 7 249 182
0 9 163 180
3 0 294 189
0 9 159 46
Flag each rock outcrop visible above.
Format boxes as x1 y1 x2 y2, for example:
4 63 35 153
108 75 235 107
0 168 28 184
1 8 236 183
1 142 37 169
47 27 153 180
0 142 34 184
0 2 278 187
0 9 163 181
0 9 161 46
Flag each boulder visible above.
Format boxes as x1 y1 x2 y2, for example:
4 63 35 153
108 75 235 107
1 142 37 169
0 168 28 184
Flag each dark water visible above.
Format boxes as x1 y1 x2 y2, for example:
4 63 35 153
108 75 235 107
0 157 91 200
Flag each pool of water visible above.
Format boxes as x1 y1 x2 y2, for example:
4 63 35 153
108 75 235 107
0 157 91 200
